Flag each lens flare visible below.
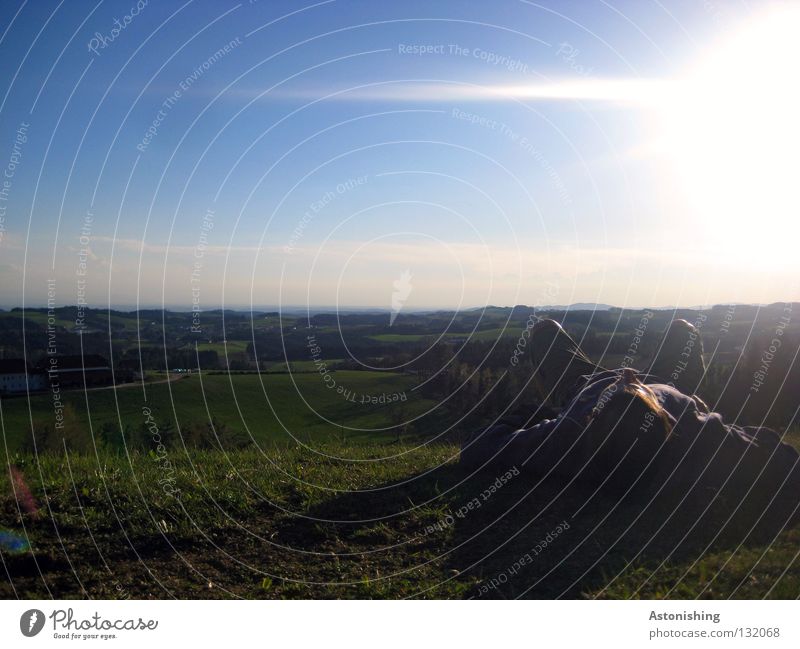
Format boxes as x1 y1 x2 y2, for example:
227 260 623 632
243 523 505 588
10 467 39 518
0 528 30 555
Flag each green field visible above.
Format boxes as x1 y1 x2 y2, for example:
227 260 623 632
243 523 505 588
259 359 344 372
2 443 799 599
190 340 251 354
0 310 76 330
0 371 434 453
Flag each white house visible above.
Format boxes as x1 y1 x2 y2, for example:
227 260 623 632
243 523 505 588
0 359 46 394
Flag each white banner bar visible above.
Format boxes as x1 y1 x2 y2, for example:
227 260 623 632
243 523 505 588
1 600 798 648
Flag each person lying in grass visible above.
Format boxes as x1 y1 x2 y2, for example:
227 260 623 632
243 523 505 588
461 319 800 504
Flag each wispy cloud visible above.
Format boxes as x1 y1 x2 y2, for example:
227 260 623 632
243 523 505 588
90 236 266 257
260 78 677 105
5 237 795 309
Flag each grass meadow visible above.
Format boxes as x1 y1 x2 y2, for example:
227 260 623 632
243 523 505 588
2 442 799 599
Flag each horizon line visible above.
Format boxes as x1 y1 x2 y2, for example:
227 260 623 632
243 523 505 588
1 301 787 314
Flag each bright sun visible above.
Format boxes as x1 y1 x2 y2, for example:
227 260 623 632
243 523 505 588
659 5 800 257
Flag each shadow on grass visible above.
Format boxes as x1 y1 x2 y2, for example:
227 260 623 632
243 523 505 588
288 463 800 599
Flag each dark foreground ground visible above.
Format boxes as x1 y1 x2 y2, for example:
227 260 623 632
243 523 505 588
2 443 799 599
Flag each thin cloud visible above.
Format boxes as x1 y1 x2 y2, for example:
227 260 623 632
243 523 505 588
260 78 677 105
90 236 266 257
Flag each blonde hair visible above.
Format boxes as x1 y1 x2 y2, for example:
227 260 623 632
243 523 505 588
582 371 673 487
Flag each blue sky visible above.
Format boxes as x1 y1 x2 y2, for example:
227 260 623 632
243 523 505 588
0 0 797 310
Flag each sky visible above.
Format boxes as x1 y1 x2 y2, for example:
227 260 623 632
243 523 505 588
0 0 798 312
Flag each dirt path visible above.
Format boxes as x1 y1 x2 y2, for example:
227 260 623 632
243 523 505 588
70 373 189 394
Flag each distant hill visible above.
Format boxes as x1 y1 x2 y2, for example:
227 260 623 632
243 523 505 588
542 303 615 311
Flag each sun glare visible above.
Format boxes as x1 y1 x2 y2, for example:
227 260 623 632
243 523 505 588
660 5 800 258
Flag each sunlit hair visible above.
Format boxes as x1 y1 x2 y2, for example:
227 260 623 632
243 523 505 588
582 371 673 487
591 381 671 432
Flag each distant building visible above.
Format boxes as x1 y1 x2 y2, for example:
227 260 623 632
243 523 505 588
0 359 46 394
36 355 113 388
116 359 141 382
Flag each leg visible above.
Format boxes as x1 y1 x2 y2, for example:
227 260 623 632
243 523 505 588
530 319 601 408
648 319 706 394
